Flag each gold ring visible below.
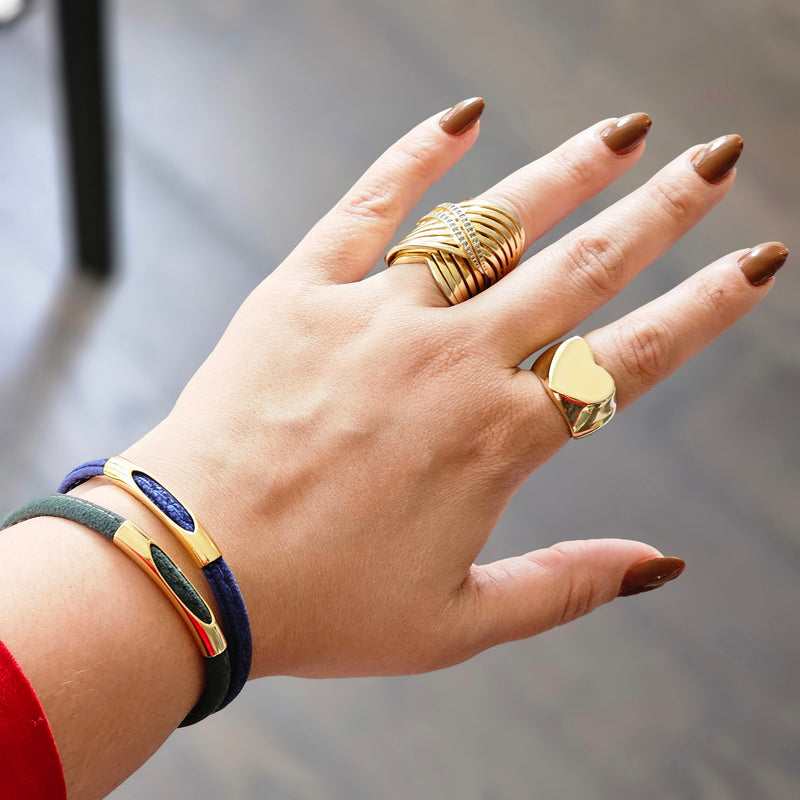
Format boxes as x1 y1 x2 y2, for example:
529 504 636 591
532 336 616 438
385 201 524 304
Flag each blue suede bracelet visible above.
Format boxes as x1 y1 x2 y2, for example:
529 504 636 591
58 458 251 711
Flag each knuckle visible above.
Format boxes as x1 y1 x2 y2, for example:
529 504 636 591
613 316 674 388
389 144 434 182
336 182 397 224
693 272 733 323
648 178 695 228
563 232 627 300
556 147 601 191
539 543 603 627
558 573 597 626
337 146 433 224
402 323 469 379
436 335 474 372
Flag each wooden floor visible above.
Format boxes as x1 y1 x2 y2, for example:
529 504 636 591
2 1 799 797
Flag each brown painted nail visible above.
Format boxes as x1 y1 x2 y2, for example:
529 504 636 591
739 241 789 286
439 97 485 136
691 134 743 184
618 557 686 597
600 112 652 155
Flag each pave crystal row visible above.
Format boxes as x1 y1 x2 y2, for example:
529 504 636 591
385 201 524 304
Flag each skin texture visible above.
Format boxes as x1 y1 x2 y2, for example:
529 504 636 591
0 105 784 799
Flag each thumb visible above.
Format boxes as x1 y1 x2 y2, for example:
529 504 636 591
463 539 685 649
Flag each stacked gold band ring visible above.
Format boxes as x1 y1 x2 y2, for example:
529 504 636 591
385 201 524 304
532 336 617 438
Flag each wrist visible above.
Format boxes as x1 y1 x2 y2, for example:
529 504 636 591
60 450 255 708
0 505 205 798
119 421 303 679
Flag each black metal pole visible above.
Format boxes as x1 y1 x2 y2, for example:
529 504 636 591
56 0 114 278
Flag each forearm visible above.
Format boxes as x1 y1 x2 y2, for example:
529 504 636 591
0 482 208 800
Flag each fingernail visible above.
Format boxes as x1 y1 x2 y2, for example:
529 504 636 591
738 241 789 286
600 112 652 155
691 134 743 184
618 557 686 597
439 97 485 136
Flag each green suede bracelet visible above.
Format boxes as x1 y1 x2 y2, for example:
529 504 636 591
1 494 231 727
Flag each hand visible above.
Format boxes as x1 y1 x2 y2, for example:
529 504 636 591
113 101 784 680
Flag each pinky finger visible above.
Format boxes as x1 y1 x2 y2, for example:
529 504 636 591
584 242 788 411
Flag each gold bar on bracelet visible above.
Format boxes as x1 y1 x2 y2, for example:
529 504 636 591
113 520 227 658
103 456 221 567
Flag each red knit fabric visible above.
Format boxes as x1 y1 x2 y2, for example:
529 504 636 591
0 637 66 799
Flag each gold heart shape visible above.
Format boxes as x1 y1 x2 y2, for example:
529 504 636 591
548 337 615 404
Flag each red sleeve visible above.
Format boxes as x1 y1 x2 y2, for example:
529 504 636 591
0 637 66 799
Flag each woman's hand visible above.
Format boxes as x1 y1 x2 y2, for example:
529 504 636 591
114 100 784 680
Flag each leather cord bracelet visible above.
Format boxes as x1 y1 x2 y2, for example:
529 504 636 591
0 494 230 727
57 456 251 710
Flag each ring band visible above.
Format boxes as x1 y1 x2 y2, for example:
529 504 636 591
532 336 616 438
385 201 524 304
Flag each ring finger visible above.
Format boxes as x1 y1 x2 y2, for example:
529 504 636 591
514 242 788 458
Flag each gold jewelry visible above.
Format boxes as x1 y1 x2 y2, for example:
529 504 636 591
532 336 616 438
385 201 524 304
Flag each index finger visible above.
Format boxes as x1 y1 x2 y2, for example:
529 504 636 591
289 98 485 285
